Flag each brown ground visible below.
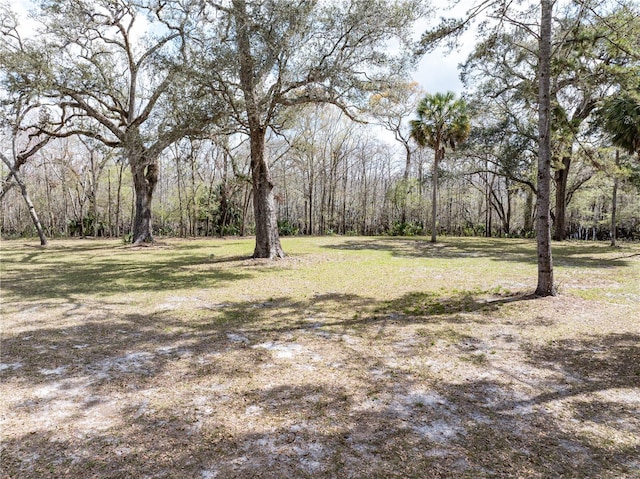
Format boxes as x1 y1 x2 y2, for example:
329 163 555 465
1 237 639 478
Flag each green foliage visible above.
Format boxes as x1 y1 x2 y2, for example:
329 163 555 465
195 183 243 236
628 162 640 191
410 92 471 152
387 221 424 236
461 0 640 218
67 215 106 237
598 88 640 156
277 219 299 236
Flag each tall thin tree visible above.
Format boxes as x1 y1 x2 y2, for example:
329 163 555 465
535 0 555 296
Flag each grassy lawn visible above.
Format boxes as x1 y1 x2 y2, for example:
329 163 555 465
1 236 639 478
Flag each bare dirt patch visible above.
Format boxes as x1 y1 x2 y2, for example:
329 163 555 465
1 237 639 478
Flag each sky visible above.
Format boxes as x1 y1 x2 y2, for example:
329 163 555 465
411 0 479 96
413 46 471 96
11 0 475 96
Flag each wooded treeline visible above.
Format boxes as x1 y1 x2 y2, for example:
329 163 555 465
3 107 638 241
2 0 640 248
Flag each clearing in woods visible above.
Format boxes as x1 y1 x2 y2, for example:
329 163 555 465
1 236 639 478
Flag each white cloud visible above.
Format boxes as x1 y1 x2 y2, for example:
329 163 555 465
411 0 480 95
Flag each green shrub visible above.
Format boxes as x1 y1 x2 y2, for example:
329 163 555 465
277 219 299 236
387 221 424 236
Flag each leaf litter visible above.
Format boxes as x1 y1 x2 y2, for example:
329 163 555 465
1 237 639 478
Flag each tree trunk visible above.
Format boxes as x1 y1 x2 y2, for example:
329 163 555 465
241 185 252 237
485 170 494 238
308 170 314 235
361 155 368 235
401 143 412 223
328 152 338 232
341 160 348 234
43 159 55 236
91 182 99 238
610 149 619 247
320 165 327 235
250 127 284 258
505 184 512 236
535 0 555 297
86 146 102 238
524 188 534 233
430 147 441 243
219 154 230 236
233 0 283 257
190 156 198 236
0 153 47 246
107 169 112 237
176 155 186 237
130 159 158 244
552 155 571 241
207 173 216 236
115 160 124 237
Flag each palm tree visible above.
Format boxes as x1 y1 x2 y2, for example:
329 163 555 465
598 89 640 246
410 91 471 243
599 90 640 157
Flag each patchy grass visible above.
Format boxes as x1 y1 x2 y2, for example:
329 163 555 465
1 236 639 478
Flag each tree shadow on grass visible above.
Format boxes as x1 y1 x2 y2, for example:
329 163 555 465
373 290 538 323
0 288 524 391
1 252 255 301
3 337 638 478
199 289 535 339
322 237 638 269
436 378 640 478
2 287 638 478
521 333 640 401
417 331 640 478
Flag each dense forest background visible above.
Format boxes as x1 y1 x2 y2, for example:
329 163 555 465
3 110 639 241
2 0 639 243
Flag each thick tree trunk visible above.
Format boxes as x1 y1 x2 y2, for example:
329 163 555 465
233 0 283 258
552 155 571 241
130 159 158 244
250 127 284 258
535 0 555 297
524 188 535 233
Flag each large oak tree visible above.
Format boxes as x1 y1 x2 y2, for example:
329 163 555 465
200 0 426 258
7 0 213 244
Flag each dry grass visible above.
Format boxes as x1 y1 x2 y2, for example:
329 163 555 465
1 236 639 478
